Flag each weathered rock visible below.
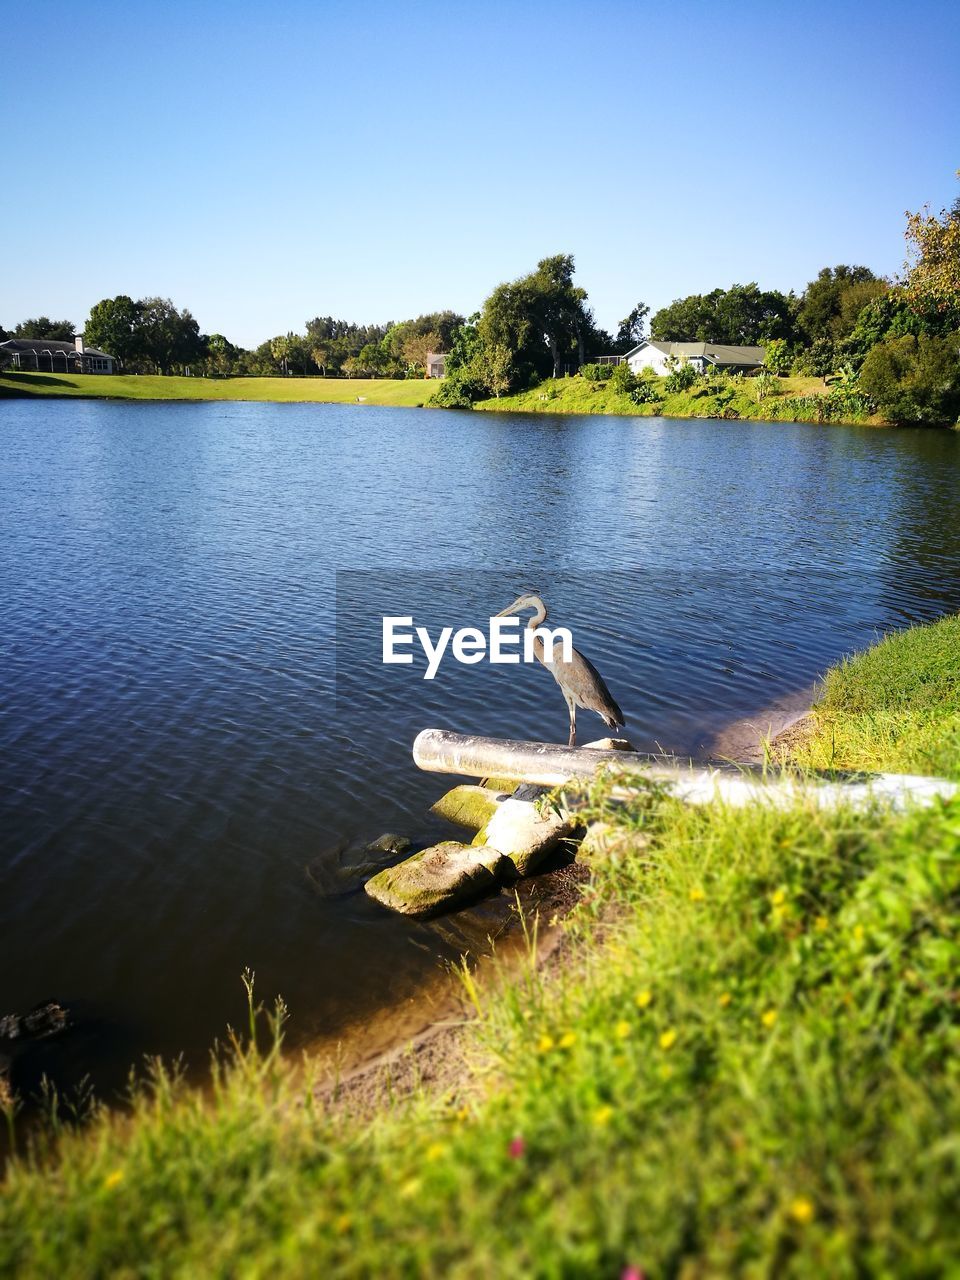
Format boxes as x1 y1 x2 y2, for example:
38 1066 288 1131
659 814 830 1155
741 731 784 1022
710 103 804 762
474 797 576 876
582 737 638 752
364 833 412 858
430 785 503 831
364 841 508 916
579 821 650 862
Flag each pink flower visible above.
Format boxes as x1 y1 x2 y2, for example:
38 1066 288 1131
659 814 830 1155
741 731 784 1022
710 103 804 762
621 1267 645 1280
508 1135 526 1159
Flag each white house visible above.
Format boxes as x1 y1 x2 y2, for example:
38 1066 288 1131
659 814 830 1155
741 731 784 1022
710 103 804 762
426 352 447 378
0 336 115 374
623 340 765 377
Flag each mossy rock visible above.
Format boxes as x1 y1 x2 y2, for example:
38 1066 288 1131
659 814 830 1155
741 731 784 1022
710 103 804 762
480 776 519 794
364 841 508 916
430 785 502 831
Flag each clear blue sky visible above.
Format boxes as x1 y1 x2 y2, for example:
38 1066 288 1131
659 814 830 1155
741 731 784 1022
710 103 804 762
2 0 958 348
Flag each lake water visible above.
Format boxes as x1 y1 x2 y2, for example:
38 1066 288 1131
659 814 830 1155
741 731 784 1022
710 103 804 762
2 399 959 1099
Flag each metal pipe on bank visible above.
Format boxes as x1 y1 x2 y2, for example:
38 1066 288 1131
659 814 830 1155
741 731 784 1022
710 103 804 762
412 729 958 812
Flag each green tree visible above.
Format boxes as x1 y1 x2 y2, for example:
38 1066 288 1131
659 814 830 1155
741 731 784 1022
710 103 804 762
203 333 243 377
478 253 598 386
651 285 796 345
13 316 76 340
84 295 142 367
137 298 203 374
797 266 884 342
615 301 650 351
902 176 960 318
859 333 960 423
763 338 791 376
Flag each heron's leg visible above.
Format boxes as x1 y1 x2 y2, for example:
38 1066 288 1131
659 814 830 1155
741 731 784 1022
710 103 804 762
565 695 577 748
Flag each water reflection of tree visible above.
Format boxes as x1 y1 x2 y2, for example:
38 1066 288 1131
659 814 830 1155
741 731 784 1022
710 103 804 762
878 430 960 624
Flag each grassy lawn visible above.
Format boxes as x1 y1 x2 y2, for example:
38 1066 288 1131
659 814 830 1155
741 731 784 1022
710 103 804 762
2 616 959 1276
475 373 886 426
0 371 438 407
789 613 960 779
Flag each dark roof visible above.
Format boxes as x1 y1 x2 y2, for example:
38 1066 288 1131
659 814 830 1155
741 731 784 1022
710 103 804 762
0 338 113 358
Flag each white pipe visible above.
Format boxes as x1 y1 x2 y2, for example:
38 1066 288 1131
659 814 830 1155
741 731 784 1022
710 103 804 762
412 729 957 812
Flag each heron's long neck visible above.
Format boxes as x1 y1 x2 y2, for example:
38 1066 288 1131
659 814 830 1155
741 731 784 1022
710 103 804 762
526 600 547 630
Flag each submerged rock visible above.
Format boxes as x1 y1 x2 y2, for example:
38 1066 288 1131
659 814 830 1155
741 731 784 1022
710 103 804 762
430 785 504 831
364 841 509 916
365 833 412 857
0 1000 70 1042
474 797 576 876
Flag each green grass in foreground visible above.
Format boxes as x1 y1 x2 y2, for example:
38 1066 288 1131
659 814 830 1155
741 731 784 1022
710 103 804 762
791 612 960 779
2 616 959 1277
475 374 886 426
0 371 438 407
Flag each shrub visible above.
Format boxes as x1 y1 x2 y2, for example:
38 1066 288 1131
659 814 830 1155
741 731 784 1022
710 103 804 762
432 369 481 408
609 362 639 395
753 370 780 403
630 378 663 406
859 333 960 424
663 360 698 393
580 362 614 382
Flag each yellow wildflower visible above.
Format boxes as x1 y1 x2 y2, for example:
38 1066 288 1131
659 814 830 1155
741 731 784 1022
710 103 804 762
536 1034 555 1054
593 1105 614 1127
814 915 829 932
790 1196 815 1224
335 1213 352 1235
853 924 865 942
771 888 787 906
103 1170 124 1191
455 1105 471 1123
718 992 732 1008
689 887 706 903
399 1177 422 1200
761 1009 778 1029
615 1020 632 1040
659 1028 677 1050
635 989 653 1010
425 1143 445 1162
558 1030 577 1050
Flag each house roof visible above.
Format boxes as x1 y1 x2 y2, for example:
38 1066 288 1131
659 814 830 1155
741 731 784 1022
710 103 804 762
0 338 113 358
625 339 765 365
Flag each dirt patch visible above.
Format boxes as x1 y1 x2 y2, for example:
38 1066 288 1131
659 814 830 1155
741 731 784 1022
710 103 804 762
707 685 819 765
313 861 589 1117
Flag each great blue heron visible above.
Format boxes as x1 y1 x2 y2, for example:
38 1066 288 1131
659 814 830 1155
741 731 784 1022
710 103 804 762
494 593 625 747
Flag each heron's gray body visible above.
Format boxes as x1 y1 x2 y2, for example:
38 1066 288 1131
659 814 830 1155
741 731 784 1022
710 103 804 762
495 593 625 747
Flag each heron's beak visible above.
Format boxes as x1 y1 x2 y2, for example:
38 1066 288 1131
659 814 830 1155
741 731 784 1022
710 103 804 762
494 597 525 618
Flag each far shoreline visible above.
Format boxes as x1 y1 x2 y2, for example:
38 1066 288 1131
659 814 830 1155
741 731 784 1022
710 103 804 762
0 370 938 428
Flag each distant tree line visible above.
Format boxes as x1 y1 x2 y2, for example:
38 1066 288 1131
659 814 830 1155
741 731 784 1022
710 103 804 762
1 303 465 381
4 177 957 422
